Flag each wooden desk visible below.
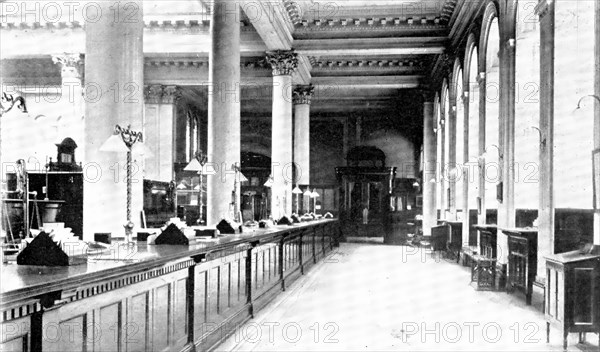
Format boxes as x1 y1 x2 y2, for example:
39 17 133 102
502 227 538 305
545 248 600 350
0 219 340 352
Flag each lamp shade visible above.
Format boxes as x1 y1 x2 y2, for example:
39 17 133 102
311 189 319 198
99 134 128 153
184 158 202 172
238 171 248 183
303 188 312 196
292 186 302 194
264 175 274 187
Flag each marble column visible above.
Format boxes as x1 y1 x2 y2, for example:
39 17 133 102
293 84 314 186
267 50 298 218
422 96 437 237
144 85 178 182
83 0 143 241
477 72 487 226
52 53 85 155
207 0 241 226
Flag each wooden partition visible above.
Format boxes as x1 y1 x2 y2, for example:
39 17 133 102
0 220 340 352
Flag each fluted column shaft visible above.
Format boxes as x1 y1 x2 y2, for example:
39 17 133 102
423 100 437 237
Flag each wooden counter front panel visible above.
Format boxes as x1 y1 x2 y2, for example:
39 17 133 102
0 314 31 352
40 264 191 352
193 250 249 350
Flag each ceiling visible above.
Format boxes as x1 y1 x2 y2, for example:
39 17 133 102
0 0 469 138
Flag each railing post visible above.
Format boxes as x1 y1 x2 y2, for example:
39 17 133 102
279 234 286 291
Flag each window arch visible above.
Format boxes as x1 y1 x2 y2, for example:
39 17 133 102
481 13 501 212
453 65 465 214
466 45 480 213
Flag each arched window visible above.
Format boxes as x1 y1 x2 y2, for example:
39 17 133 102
467 47 480 213
514 0 541 211
454 68 465 214
443 84 451 214
484 17 501 211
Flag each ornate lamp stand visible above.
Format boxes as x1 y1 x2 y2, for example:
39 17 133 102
100 124 144 244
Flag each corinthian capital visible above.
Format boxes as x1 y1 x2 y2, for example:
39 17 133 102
293 84 315 105
144 85 164 104
52 53 84 79
266 50 299 76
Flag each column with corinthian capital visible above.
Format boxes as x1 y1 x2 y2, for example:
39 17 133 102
267 50 298 218
293 84 314 213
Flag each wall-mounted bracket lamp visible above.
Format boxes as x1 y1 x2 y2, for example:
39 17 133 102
480 144 502 160
574 95 600 111
530 126 546 147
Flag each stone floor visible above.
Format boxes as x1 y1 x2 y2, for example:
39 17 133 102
216 243 600 352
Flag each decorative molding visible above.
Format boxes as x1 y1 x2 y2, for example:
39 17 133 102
293 84 315 105
296 18 445 31
283 0 302 25
162 85 180 104
0 298 42 323
310 58 425 71
0 20 255 32
441 0 459 24
145 85 164 104
51 53 84 79
266 50 299 76
144 85 180 104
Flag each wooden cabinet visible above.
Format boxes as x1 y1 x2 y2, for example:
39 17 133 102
545 248 600 350
6 172 83 239
503 228 538 305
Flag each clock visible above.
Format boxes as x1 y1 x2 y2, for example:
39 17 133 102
49 137 82 171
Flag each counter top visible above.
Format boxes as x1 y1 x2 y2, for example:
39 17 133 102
473 224 498 230
500 227 538 234
0 219 337 305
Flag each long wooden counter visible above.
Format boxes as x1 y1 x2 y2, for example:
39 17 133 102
0 219 340 352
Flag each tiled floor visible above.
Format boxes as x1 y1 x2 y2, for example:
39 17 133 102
216 243 600 352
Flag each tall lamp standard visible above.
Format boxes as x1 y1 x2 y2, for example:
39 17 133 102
292 185 302 214
100 124 150 244
184 150 207 225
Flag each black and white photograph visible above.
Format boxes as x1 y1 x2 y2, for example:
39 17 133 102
1 0 599 351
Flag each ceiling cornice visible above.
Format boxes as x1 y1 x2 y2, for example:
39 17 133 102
295 37 447 56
